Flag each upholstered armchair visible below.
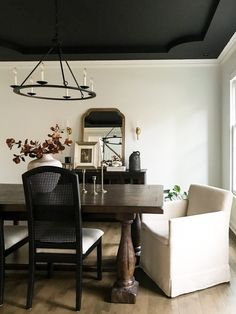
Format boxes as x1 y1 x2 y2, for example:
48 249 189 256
140 184 233 297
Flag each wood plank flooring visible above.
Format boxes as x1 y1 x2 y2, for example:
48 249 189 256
1 222 236 314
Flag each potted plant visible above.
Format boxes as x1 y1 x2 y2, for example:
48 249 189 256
164 185 188 201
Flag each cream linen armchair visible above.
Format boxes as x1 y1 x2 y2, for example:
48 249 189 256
140 184 233 297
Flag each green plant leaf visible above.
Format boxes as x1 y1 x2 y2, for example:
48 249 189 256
164 185 188 201
173 185 181 192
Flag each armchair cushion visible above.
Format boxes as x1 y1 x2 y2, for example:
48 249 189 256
142 220 169 245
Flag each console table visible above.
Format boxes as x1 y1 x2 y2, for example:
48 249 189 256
74 168 146 185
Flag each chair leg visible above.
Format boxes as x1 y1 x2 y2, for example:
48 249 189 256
26 252 35 309
0 254 4 306
47 262 53 278
75 260 82 311
97 239 102 281
0 220 4 306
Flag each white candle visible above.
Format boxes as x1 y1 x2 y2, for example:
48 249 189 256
66 88 69 97
90 78 94 91
13 68 17 85
83 68 87 86
30 78 34 93
40 62 44 81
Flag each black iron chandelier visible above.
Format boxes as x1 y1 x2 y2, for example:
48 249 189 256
10 0 96 101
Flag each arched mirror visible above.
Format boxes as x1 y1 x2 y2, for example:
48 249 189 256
82 108 125 164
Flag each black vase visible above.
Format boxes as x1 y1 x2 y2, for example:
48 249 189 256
129 151 141 171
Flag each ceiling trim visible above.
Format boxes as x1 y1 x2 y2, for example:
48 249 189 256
218 32 236 64
0 59 219 70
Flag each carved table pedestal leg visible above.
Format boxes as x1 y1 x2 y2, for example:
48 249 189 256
131 213 141 262
111 213 139 303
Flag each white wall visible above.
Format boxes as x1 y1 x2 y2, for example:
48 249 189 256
0 60 220 191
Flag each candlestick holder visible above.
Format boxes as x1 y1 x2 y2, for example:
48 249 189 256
92 175 98 195
81 169 87 194
99 161 107 194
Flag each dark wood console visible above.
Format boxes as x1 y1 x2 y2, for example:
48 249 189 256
74 168 146 185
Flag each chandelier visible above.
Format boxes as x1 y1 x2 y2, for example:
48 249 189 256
10 0 96 101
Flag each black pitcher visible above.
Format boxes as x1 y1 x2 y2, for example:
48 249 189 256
129 151 141 171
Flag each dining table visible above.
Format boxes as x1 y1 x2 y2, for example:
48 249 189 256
0 183 163 304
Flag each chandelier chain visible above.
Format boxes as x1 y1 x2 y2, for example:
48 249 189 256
54 0 59 43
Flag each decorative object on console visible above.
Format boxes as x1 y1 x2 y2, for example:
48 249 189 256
111 155 122 167
62 156 73 170
101 155 123 168
10 0 95 101
106 166 126 172
74 142 98 169
129 151 141 171
65 156 71 164
6 124 72 165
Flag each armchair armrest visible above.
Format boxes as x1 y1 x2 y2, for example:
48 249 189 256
163 199 188 219
142 199 188 225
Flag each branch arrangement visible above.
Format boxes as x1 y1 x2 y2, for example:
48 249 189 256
6 124 73 164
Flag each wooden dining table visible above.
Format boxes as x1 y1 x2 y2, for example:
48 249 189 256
0 183 163 304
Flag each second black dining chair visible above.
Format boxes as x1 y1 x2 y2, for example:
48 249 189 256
22 166 103 311
0 221 28 306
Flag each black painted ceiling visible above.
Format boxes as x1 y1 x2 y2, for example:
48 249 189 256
0 0 235 61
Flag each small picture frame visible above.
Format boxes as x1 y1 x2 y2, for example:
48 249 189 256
74 142 98 168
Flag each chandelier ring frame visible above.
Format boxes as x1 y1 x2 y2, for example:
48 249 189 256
11 84 96 101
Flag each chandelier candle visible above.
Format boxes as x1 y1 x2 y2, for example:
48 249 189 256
40 63 44 81
13 68 17 85
83 68 87 86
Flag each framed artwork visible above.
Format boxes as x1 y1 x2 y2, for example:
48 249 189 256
74 142 98 168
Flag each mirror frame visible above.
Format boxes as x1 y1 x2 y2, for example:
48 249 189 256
81 108 125 164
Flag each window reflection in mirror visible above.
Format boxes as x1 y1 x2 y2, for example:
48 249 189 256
82 108 125 164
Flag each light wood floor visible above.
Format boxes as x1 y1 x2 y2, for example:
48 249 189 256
2 221 236 314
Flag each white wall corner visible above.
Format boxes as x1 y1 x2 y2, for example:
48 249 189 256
230 224 236 236
230 196 236 235
218 32 236 65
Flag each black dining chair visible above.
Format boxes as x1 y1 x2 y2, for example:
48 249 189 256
0 220 28 305
22 166 103 311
